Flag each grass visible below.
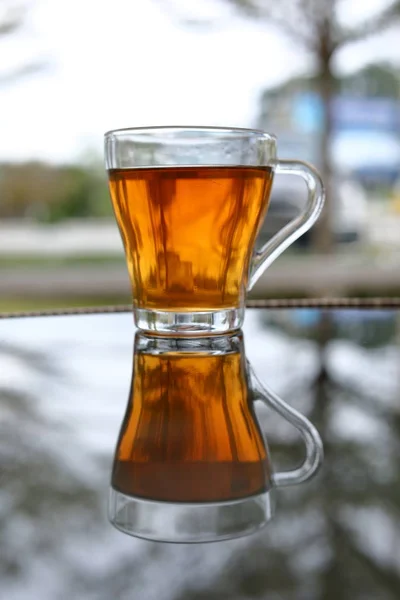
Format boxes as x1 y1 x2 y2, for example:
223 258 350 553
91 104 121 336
0 254 124 268
0 296 131 313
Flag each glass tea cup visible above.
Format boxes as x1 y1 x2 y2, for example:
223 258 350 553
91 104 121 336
105 126 324 335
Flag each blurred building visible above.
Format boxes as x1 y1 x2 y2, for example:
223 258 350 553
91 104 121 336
257 64 400 187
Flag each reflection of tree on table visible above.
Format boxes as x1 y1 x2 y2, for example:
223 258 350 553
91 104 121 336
0 342 103 589
172 311 400 599
0 311 399 599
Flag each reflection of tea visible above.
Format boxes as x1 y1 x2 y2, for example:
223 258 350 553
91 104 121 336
111 349 269 503
108 166 273 311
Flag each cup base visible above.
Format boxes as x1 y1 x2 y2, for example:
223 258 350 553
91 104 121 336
108 487 274 543
134 307 244 335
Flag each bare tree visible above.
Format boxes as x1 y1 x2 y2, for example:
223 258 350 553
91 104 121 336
156 0 400 253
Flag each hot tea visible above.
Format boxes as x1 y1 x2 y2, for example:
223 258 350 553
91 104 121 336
108 166 273 311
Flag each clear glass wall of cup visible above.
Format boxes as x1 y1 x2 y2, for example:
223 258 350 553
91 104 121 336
105 127 325 335
108 332 323 543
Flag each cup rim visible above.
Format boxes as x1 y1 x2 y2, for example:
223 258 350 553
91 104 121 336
104 125 276 141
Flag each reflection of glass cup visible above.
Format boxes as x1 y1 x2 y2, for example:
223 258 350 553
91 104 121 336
105 127 324 335
109 332 323 543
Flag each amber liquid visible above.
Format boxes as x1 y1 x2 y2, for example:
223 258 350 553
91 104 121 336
108 166 273 310
112 350 269 503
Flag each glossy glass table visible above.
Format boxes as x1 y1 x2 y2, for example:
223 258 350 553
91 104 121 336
1 308 399 599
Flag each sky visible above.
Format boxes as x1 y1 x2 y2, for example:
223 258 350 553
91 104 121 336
0 0 398 163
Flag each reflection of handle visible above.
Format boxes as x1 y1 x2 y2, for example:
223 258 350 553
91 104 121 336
249 160 325 289
248 362 323 487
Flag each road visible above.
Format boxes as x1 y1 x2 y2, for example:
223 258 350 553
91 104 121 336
0 213 399 256
0 219 124 256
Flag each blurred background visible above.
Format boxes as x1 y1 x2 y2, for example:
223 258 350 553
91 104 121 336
1 0 400 310
2 3 400 597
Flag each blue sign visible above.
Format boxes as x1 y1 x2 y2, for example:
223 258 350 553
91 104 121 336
332 96 400 131
292 93 400 133
293 93 324 132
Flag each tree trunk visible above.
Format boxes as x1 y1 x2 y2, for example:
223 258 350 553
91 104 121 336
311 33 335 253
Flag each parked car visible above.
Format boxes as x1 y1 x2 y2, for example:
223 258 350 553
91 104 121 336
257 174 368 247
391 176 400 213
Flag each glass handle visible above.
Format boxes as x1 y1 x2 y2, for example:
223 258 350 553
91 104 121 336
248 362 324 487
249 160 325 290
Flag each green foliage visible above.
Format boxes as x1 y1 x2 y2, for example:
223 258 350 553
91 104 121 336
258 63 400 104
341 63 400 98
0 161 112 221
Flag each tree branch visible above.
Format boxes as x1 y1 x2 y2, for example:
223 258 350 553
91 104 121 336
0 0 27 34
0 59 46 86
335 0 400 48
245 0 318 51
